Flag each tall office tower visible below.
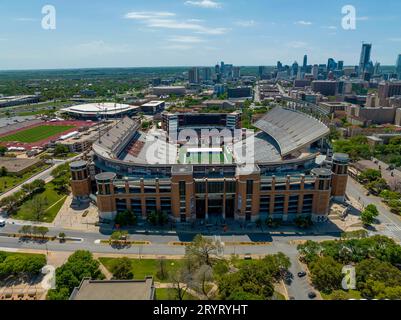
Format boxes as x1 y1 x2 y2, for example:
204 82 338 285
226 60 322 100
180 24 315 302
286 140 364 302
202 67 212 81
277 61 283 71
188 67 200 84
327 58 337 72
291 61 299 77
220 61 225 75
297 66 303 80
303 55 308 70
337 61 344 70
258 66 266 79
232 66 241 79
215 64 220 75
373 62 381 76
397 54 401 80
359 43 372 74
312 64 319 79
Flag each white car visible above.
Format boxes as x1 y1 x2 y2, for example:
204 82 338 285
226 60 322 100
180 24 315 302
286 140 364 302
0 219 6 227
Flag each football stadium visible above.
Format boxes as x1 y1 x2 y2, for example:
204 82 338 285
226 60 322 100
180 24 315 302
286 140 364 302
70 106 350 223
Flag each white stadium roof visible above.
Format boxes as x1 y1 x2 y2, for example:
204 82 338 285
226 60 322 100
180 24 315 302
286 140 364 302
61 103 139 116
254 107 330 157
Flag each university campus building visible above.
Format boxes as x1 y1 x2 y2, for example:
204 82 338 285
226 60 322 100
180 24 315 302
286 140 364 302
69 107 349 224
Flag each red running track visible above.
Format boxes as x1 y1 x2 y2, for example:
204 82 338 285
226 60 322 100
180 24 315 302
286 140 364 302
0 120 94 150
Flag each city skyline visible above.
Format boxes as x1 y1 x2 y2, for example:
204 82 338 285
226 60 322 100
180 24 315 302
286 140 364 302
1 0 401 70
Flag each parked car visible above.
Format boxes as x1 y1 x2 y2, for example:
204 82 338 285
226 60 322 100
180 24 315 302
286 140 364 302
297 271 307 278
0 219 6 227
308 292 317 299
244 254 252 260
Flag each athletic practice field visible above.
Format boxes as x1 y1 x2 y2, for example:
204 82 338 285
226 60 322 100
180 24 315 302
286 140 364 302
0 125 75 143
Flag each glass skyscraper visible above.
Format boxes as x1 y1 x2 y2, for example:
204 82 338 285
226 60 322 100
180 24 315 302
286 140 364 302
359 43 372 74
397 54 401 80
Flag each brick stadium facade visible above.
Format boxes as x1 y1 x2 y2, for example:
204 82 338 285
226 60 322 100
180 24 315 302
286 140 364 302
70 108 349 224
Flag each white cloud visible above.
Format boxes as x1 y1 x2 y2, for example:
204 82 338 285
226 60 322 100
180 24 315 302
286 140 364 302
162 44 194 50
184 0 222 9
187 18 204 23
167 35 205 43
124 12 175 20
323 25 337 30
15 17 37 22
125 11 229 35
235 20 256 27
295 20 312 26
287 41 308 48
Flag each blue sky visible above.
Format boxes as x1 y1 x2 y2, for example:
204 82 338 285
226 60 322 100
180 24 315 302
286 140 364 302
0 0 400 69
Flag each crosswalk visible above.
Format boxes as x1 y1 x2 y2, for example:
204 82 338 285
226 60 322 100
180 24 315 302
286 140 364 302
384 223 401 232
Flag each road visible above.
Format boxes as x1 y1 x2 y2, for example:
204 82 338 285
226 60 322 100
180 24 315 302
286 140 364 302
346 177 401 242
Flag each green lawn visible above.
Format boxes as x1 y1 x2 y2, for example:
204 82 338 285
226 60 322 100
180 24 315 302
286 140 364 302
0 125 75 143
0 251 46 260
156 288 197 300
321 290 362 300
12 182 67 222
99 258 184 283
0 163 50 194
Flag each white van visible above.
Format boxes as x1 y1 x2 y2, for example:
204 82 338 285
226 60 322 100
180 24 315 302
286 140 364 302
0 219 6 227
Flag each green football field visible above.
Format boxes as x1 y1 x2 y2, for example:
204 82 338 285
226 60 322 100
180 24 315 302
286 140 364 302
0 125 75 143
178 146 233 164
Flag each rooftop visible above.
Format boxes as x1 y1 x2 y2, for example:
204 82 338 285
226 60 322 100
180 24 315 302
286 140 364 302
141 100 165 107
61 103 139 115
0 157 42 174
69 277 155 300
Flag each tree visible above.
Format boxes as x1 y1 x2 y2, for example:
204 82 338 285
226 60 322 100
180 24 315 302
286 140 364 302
109 230 129 245
115 210 137 227
0 166 7 177
297 241 322 264
359 169 381 183
218 263 274 300
0 194 18 215
361 204 379 226
19 225 32 237
186 234 220 267
309 256 343 294
168 266 192 301
147 211 169 226
52 176 70 194
51 163 71 180
0 254 46 280
0 146 7 156
330 290 351 300
366 178 389 195
35 226 49 239
30 197 48 222
193 264 214 298
22 180 45 195
110 257 133 280
156 258 168 281
47 250 104 300
59 232 66 243
54 144 70 157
